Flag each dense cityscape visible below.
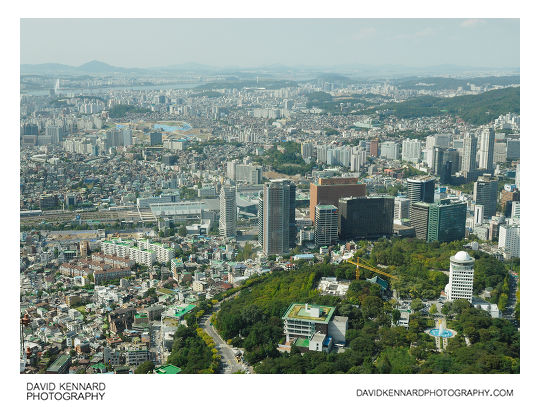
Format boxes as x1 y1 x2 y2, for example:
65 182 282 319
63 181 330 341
19 45 520 375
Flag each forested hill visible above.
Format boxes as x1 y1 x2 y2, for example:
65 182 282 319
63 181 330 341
365 86 519 125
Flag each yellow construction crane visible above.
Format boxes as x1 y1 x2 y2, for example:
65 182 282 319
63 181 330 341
347 257 398 281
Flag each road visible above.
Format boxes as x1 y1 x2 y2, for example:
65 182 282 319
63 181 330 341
200 314 249 374
503 270 519 321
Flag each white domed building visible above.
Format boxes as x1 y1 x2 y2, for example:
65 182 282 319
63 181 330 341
445 251 475 302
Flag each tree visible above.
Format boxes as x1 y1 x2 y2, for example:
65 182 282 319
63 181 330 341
134 361 155 374
392 309 401 325
411 298 424 313
429 304 438 315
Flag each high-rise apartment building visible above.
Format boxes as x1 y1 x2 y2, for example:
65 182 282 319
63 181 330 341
309 177 367 222
461 132 478 177
219 186 237 238
445 251 475 302
338 196 394 240
380 141 400 160
401 139 422 163
258 180 296 255
369 138 379 157
301 142 314 162
314 205 338 247
350 151 367 172
478 128 495 173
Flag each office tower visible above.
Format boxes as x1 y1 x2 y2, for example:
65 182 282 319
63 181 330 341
350 151 367 172
443 148 460 175
515 163 520 189
369 138 379 157
506 139 520 160
314 205 338 247
258 180 296 255
394 197 411 221
150 132 163 146
446 251 475 302
39 194 58 210
440 161 453 184
219 186 237 238
380 141 400 160
494 142 507 163
461 132 477 175
498 225 520 258
301 142 313 162
410 202 430 240
426 199 467 243
432 147 446 177
309 177 367 222
401 139 422 163
474 205 484 225
474 175 498 219
406 176 435 204
338 196 394 240
478 128 495 172
65 194 76 208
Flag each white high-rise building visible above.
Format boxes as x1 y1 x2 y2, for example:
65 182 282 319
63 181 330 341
350 151 367 172
474 205 484 225
478 128 495 172
511 201 520 219
401 139 422 163
498 225 520 258
445 251 475 302
219 186 237 238
461 132 478 174
394 197 410 221
515 163 520 190
301 142 313 162
380 141 400 160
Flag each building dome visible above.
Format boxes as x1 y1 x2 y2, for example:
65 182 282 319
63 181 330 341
454 251 472 261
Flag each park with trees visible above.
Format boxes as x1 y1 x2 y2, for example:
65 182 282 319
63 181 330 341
212 240 519 374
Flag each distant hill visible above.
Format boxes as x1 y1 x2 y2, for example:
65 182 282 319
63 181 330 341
394 75 520 90
21 60 149 75
364 86 520 125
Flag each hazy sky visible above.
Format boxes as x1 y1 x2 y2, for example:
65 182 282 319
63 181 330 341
20 19 520 68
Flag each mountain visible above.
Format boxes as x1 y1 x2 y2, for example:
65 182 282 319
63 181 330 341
363 86 520 125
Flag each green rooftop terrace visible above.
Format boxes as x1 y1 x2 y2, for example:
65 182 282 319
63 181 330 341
155 364 182 374
283 303 336 323
174 304 196 318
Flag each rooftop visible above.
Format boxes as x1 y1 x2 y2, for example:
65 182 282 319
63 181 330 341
155 364 182 374
283 303 336 324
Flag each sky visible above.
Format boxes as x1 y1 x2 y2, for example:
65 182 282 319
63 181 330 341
20 19 520 69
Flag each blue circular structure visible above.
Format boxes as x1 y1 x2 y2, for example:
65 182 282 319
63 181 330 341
429 328 454 338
